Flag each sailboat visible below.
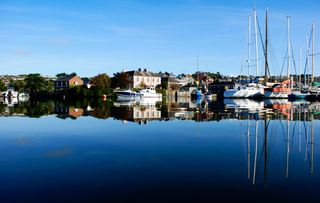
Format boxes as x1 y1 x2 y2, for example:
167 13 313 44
224 9 264 98
192 57 203 99
264 15 291 99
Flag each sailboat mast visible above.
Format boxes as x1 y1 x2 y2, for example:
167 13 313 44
311 23 315 83
254 9 259 77
287 16 291 79
305 36 309 86
248 15 251 78
299 46 302 90
264 10 269 86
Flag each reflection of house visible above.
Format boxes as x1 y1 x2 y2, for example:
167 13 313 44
125 69 161 88
112 105 161 124
54 75 84 89
133 106 161 121
55 106 84 119
68 107 84 118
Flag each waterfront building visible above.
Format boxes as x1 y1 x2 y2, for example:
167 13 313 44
54 75 84 89
125 69 161 89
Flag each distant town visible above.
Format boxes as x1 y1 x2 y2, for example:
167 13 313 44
0 68 320 101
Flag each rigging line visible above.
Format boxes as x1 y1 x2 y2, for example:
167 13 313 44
280 48 288 78
304 30 313 77
291 43 298 76
269 37 280 75
256 16 269 77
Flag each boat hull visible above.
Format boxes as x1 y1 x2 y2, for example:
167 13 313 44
223 88 263 98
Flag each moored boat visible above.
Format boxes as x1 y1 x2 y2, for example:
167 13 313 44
115 89 142 101
264 80 291 99
224 83 264 98
138 87 162 98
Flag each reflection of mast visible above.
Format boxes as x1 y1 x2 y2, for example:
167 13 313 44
285 118 290 178
264 112 268 188
247 117 251 179
298 108 302 152
311 113 314 174
253 120 258 185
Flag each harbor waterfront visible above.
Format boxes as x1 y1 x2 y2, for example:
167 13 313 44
0 97 320 202
1 0 320 202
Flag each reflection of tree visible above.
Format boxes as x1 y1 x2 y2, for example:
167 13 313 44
91 105 111 119
111 106 133 121
24 100 55 117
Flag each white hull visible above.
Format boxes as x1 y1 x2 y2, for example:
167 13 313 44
224 88 263 98
224 99 264 111
139 88 162 98
264 91 289 99
140 93 162 98
117 95 141 101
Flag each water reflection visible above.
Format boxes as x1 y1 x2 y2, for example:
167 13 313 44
241 107 319 188
0 97 320 202
1 98 320 122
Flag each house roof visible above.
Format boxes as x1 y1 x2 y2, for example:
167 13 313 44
126 70 160 77
55 75 80 82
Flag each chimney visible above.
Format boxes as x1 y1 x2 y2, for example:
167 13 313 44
138 68 141 72
144 68 147 72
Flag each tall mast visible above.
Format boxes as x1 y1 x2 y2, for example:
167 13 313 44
254 9 259 77
299 46 302 90
311 23 315 83
305 36 309 86
248 15 251 78
287 16 291 79
264 10 269 85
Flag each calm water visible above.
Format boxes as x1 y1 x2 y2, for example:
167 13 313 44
0 98 319 202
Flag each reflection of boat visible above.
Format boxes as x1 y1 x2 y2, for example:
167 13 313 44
139 97 162 106
139 87 162 98
18 93 30 101
115 90 142 101
114 97 161 107
2 88 18 98
3 97 18 107
224 99 264 111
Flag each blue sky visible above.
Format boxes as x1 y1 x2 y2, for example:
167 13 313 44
0 0 319 77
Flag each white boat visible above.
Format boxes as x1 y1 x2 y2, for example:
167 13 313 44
115 90 142 101
139 87 162 98
224 83 264 98
18 93 30 101
263 82 291 99
2 88 18 98
224 98 264 111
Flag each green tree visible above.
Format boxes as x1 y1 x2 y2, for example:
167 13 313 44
0 80 6 91
56 73 68 78
13 80 26 92
111 72 130 89
90 74 111 89
24 74 53 96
